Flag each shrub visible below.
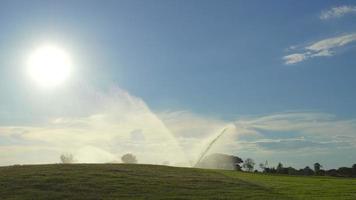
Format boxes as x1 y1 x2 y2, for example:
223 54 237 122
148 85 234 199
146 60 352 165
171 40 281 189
121 153 137 164
60 153 74 164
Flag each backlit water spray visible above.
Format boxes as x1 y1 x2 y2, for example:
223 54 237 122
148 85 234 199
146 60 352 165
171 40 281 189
194 128 229 167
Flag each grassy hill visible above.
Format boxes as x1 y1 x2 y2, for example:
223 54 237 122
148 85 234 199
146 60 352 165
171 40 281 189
0 164 355 199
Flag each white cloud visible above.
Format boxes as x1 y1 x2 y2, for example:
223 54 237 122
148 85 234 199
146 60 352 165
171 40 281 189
234 112 356 138
306 34 356 52
283 53 307 64
283 33 356 64
320 5 356 20
232 112 356 167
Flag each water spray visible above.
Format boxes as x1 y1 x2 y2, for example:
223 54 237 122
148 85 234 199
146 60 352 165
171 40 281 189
194 127 229 167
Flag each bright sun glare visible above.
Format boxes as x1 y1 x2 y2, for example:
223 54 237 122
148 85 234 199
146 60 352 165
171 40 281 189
27 45 71 88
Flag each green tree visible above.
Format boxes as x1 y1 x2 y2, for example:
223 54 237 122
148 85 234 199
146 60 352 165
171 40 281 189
276 162 283 173
242 158 255 172
121 153 138 164
60 153 74 164
314 163 322 175
303 166 314 176
287 167 298 175
352 164 356 176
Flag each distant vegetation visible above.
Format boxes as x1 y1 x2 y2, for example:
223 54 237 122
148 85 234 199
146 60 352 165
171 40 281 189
59 153 74 164
121 153 137 164
197 153 356 178
242 158 255 172
259 161 356 178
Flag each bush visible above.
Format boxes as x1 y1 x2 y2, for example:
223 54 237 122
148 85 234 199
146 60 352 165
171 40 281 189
121 153 137 164
60 153 74 164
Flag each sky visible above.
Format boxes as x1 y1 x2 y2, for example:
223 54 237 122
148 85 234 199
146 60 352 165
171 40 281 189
1 0 356 169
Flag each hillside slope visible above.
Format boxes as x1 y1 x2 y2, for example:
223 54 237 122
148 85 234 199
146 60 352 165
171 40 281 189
0 164 355 199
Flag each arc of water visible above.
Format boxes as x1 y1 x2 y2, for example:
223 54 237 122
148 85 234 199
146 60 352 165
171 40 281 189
194 128 228 167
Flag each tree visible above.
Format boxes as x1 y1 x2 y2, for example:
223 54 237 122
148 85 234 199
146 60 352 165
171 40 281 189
276 162 283 173
60 153 74 164
337 167 352 177
121 153 137 164
352 164 356 176
303 166 314 176
326 169 338 177
287 167 298 175
314 163 322 175
242 158 255 172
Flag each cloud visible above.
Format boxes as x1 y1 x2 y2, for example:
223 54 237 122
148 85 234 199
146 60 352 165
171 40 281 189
306 34 356 52
283 33 356 64
234 112 356 137
283 53 307 64
233 112 356 153
244 137 352 152
320 5 356 20
229 112 356 168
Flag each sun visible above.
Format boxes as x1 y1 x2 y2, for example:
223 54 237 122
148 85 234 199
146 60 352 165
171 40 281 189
27 45 71 88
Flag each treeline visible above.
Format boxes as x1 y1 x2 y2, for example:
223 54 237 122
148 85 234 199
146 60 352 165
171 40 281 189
196 153 356 178
258 161 356 178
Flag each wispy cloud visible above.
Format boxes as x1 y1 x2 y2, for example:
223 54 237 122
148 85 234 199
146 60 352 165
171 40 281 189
235 112 356 138
283 33 356 64
283 53 307 64
233 112 356 154
320 5 356 20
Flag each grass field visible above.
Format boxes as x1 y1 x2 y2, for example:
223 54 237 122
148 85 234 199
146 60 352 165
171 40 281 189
0 164 355 199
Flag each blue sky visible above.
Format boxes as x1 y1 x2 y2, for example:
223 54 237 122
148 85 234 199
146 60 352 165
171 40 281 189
1 0 356 168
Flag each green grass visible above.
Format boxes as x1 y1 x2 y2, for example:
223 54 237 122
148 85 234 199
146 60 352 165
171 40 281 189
0 164 355 199
220 170 356 200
